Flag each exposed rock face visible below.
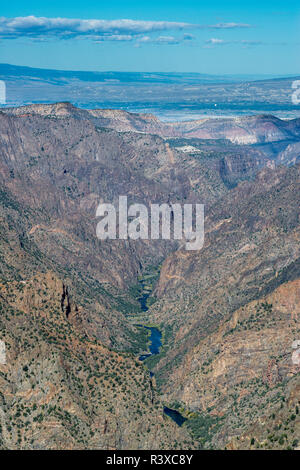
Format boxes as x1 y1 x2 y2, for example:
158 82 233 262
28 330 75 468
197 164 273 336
0 104 199 449
148 164 300 449
0 103 299 449
4 104 300 145
4 103 300 172
0 106 186 291
0 272 193 450
3 103 300 192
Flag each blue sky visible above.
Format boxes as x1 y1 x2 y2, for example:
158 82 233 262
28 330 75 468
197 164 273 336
0 0 299 75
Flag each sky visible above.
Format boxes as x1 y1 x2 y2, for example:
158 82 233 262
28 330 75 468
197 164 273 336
0 0 299 75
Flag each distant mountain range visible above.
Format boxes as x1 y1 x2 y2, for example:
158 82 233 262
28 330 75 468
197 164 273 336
1 63 296 84
5 102 300 168
1 63 300 120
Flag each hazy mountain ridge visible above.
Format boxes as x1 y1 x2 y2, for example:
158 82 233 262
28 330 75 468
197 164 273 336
1 63 300 120
2 63 290 84
3 103 300 170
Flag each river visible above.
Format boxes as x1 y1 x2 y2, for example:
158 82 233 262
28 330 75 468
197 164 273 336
138 326 162 361
135 273 187 426
137 322 186 427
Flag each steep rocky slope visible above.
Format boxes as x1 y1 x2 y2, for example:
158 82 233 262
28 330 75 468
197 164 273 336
0 103 299 449
147 164 300 448
5 103 300 144
0 104 199 449
0 270 194 449
4 103 300 171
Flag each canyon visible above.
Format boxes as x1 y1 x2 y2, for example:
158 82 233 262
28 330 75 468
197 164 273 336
0 103 299 449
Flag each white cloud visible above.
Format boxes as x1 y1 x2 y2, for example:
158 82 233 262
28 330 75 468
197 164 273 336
206 38 227 45
137 35 180 45
204 38 288 48
0 16 195 40
0 16 253 42
210 23 251 29
94 35 134 42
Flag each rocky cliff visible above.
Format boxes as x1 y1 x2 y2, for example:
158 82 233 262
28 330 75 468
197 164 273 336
0 103 299 449
148 164 300 449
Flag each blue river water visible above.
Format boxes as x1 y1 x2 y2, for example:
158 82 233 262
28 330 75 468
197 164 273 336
137 325 187 427
163 407 187 427
138 326 162 361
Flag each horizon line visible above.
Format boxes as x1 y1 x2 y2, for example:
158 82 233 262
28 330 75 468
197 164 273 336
1 62 300 79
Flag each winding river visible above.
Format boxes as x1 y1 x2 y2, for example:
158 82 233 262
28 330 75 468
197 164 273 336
138 326 162 361
136 280 187 427
137 325 187 426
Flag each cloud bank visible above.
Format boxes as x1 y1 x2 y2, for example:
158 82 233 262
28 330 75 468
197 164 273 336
0 16 252 42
